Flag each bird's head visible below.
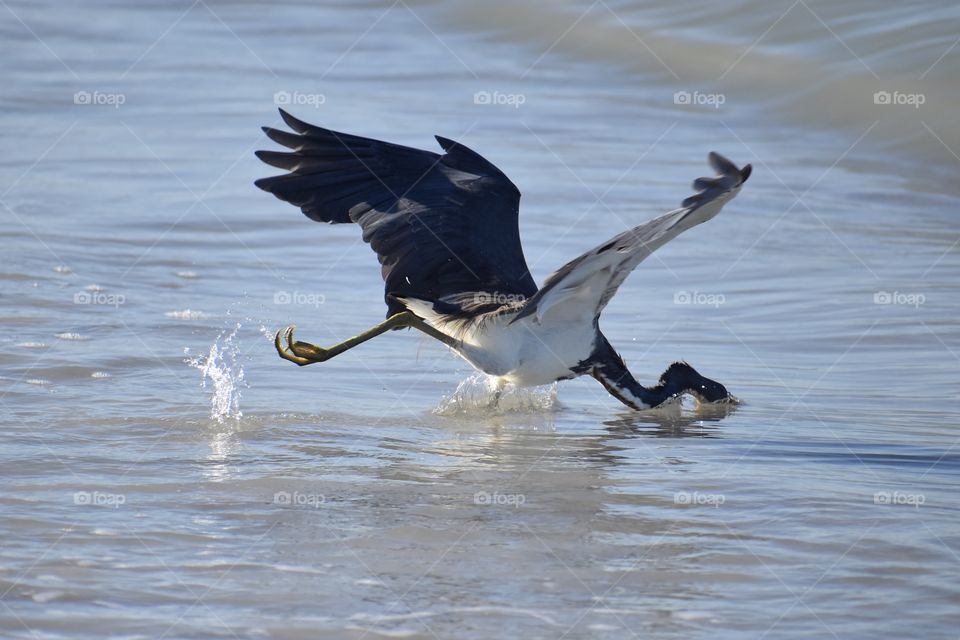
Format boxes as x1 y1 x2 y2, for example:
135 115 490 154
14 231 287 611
659 361 732 404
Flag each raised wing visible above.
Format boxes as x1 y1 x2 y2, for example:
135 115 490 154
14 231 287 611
512 152 751 325
255 110 538 316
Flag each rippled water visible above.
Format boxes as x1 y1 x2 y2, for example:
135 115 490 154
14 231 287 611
2 1 959 638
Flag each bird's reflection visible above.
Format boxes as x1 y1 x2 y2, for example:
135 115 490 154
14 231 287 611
603 399 740 439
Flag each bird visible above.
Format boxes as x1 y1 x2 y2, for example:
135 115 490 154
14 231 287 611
255 109 751 410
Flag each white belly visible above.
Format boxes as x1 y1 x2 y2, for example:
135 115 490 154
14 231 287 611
454 315 597 387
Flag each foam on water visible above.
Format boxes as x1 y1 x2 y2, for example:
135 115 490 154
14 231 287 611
186 323 246 423
55 332 88 341
166 309 214 320
433 373 558 417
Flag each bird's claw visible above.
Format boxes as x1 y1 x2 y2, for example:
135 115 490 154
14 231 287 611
274 325 329 366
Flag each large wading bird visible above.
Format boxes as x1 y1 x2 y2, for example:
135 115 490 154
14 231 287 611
256 110 751 410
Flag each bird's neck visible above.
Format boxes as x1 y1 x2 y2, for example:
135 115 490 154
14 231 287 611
592 358 671 410
589 337 674 410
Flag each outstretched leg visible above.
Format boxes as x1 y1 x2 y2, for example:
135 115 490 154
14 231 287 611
275 311 459 366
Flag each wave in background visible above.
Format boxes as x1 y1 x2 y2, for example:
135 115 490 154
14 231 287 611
435 0 959 193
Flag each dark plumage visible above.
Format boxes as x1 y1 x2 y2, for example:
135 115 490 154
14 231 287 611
256 109 536 317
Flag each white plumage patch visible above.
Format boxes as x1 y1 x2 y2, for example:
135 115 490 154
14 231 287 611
395 295 597 386
395 296 449 328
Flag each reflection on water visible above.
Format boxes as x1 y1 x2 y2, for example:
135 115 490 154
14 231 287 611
204 429 242 483
603 401 739 438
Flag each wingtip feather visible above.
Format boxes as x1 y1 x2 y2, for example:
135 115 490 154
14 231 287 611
435 135 457 152
279 108 312 133
706 151 751 185
255 149 300 170
262 126 304 150
253 176 274 192
707 151 738 177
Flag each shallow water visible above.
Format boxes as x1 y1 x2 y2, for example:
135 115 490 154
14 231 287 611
1 0 959 638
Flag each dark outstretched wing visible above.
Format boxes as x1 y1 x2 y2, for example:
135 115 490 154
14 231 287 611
512 152 751 325
255 110 537 316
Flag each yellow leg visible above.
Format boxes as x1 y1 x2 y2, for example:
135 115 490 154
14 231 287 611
274 311 458 367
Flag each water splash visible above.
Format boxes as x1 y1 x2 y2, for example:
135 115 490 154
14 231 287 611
433 374 557 417
186 323 246 422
